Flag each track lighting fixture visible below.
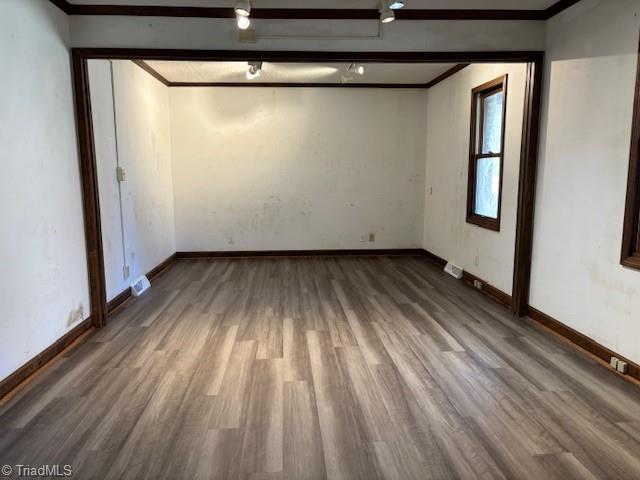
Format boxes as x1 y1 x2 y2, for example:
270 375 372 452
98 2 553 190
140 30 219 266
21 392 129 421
348 63 365 76
380 9 395 23
388 0 405 9
380 6 395 23
237 14 251 30
246 61 262 80
235 0 251 17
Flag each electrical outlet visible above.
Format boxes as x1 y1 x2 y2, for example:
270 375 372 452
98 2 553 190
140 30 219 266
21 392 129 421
116 166 127 182
610 357 619 369
369 233 376 242
473 279 483 290
360 234 368 243
123 264 130 279
617 360 628 374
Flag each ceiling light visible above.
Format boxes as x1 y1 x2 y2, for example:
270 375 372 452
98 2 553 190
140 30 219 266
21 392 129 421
246 61 262 80
235 0 251 17
380 7 395 23
348 63 365 76
237 14 251 30
389 0 405 9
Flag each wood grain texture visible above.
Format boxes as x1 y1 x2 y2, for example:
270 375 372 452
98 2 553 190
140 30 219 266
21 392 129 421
1 256 639 479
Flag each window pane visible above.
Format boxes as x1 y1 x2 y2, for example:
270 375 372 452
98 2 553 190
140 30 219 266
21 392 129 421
474 156 500 219
482 91 503 154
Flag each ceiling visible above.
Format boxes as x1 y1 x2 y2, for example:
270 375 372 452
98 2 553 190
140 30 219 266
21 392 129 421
143 60 461 85
67 0 559 10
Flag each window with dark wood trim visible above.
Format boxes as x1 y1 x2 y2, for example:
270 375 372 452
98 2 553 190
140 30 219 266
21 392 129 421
467 75 508 231
621 48 640 270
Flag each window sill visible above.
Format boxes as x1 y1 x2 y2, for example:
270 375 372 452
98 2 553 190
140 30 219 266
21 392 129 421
621 254 640 271
467 214 500 232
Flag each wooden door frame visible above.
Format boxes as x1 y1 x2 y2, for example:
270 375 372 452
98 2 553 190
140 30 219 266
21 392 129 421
71 48 543 327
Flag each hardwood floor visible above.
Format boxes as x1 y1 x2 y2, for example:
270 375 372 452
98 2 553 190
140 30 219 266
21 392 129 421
1 256 640 479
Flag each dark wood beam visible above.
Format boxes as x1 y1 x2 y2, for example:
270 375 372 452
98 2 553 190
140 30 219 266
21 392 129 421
74 49 544 64
424 63 469 88
48 1 582 20
132 60 171 86
545 0 582 18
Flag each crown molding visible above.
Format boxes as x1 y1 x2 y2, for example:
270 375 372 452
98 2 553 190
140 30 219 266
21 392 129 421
131 60 468 89
50 1 582 21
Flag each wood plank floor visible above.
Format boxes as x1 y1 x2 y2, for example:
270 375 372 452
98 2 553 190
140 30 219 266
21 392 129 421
1 256 640 479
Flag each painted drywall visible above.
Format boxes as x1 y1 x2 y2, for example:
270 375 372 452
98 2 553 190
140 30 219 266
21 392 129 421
68 15 545 52
423 63 527 294
0 1 90 381
89 60 176 302
530 0 640 364
169 87 427 251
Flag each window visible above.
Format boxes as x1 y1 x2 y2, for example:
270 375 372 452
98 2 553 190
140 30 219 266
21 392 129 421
467 75 508 231
621 57 640 270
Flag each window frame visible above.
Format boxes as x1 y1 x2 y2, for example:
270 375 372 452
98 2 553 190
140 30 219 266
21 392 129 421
467 74 508 232
621 50 640 270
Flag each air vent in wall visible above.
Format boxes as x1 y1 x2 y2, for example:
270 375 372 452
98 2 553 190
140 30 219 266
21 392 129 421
131 275 151 297
444 262 464 280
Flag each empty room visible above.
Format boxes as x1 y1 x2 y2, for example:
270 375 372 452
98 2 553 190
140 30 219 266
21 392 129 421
2 0 640 479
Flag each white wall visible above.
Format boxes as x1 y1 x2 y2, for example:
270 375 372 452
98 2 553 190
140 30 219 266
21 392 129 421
69 16 545 52
423 63 526 294
89 60 176 302
169 87 427 251
0 1 90 381
531 0 640 364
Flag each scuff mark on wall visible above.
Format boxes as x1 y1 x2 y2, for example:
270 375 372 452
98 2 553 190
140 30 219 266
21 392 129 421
66 303 85 327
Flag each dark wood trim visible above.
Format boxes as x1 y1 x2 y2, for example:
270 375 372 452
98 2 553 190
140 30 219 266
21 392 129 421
48 0 72 14
421 247 640 384
106 253 177 316
146 253 178 280
527 306 640 383
132 60 170 86
462 270 512 308
0 253 177 402
49 0 580 20
512 60 543 316
466 74 508 232
72 51 108 329
47 3 568 20
133 59 468 89
176 249 425 259
72 48 542 342
621 37 640 271
424 64 470 88
168 82 430 89
421 248 512 308
0 319 94 400
73 49 544 64
106 289 131 315
422 249 447 268
544 0 583 18
396 10 547 21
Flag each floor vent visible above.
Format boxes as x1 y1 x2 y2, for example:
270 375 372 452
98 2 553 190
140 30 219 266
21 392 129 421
131 275 151 297
444 262 464 280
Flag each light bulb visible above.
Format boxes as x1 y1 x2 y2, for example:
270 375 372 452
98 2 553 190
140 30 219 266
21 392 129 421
237 15 251 30
380 8 395 23
246 68 261 80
